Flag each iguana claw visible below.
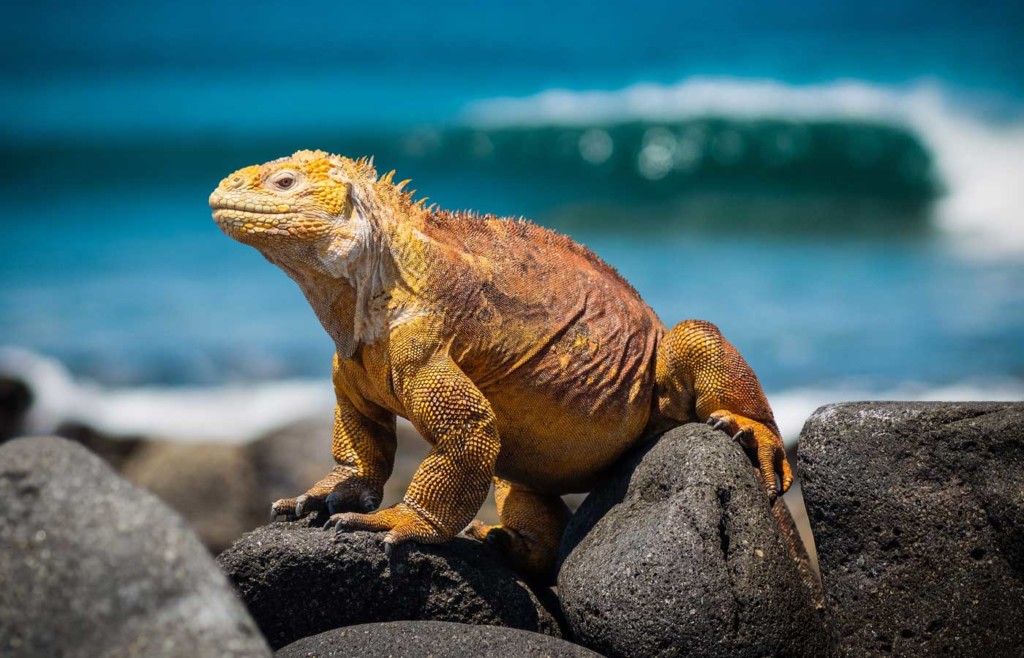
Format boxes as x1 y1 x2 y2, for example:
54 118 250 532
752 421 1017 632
707 418 727 431
293 494 310 518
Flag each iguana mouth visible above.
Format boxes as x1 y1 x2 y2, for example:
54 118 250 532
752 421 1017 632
209 192 299 236
211 210 296 238
209 196 293 216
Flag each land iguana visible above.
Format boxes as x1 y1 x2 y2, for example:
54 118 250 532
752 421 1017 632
209 149 793 578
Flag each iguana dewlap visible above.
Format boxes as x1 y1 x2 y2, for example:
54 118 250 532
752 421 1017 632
210 149 792 577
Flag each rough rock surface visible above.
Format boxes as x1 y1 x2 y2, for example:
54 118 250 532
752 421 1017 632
275 620 600 658
558 424 828 658
0 436 271 658
218 521 562 650
800 402 1024 656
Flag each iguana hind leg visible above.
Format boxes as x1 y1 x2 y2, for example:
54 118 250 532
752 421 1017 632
466 477 570 582
656 319 793 499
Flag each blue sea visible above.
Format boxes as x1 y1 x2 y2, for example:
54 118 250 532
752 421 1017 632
2 1 1023 442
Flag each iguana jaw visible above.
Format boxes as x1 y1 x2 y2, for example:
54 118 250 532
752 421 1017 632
210 200 303 238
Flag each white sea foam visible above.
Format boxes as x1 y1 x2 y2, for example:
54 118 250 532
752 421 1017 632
465 77 1024 258
0 347 332 443
3 347 1021 448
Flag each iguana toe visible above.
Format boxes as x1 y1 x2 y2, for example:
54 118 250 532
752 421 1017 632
270 494 324 521
270 498 299 521
326 503 445 550
464 519 495 541
706 417 728 431
294 493 327 518
705 410 791 500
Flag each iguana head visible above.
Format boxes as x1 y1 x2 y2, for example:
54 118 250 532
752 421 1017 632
210 149 386 276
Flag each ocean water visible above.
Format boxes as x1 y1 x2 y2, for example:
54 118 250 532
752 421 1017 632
2 1 1022 442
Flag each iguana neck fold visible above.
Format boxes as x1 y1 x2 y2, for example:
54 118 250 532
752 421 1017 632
267 180 440 360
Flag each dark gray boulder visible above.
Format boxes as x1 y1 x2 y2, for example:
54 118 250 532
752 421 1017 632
120 440 266 554
218 521 562 650
799 402 1024 656
0 436 271 658
275 620 601 657
558 424 828 658
247 416 335 507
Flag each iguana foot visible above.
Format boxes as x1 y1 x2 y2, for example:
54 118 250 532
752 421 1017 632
465 519 522 553
706 410 793 500
464 483 569 583
465 520 539 572
324 502 446 552
464 519 496 541
270 467 382 521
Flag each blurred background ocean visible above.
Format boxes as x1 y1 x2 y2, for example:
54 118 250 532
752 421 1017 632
2 0 1023 443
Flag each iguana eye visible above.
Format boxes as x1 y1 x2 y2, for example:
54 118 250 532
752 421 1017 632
269 171 299 191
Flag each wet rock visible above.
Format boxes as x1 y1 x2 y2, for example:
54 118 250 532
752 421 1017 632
0 436 271 658
800 402 1024 656
218 521 562 650
558 424 828 658
275 620 600 658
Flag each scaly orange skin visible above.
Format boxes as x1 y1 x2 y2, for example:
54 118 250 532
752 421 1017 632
210 149 792 578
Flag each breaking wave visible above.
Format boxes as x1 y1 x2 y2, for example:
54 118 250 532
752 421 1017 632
457 78 1024 255
0 347 332 443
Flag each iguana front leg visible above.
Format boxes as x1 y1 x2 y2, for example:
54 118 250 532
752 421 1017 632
270 355 396 519
326 327 500 552
657 319 793 499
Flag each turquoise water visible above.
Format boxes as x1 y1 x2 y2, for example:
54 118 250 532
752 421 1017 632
2 1 1023 417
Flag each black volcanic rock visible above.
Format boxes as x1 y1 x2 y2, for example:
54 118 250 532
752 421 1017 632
218 521 562 650
0 436 271 658
558 424 828 658
800 402 1024 656
275 620 600 658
